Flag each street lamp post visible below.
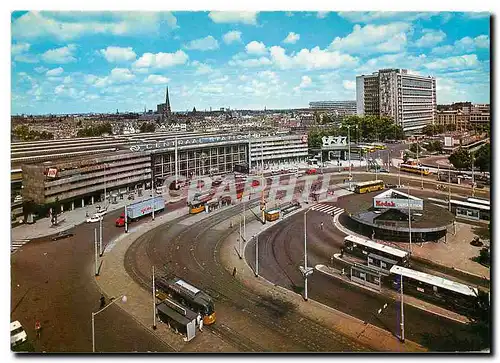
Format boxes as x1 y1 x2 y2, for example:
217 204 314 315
347 126 352 191
407 184 412 255
124 205 128 233
399 274 405 342
151 173 155 221
94 228 99 276
471 156 475 197
92 295 127 352
255 234 259 277
99 217 103 257
300 209 314 301
152 266 157 330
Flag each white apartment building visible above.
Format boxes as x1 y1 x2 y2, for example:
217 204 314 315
356 69 436 133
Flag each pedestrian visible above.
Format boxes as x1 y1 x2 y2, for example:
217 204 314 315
320 222 324 230
232 267 237 277
196 313 202 330
35 320 41 339
86 211 89 218
199 317 204 332
100 295 106 309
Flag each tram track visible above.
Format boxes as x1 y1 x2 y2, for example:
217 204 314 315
124 203 370 352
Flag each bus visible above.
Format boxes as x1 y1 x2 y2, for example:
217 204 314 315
189 200 205 214
389 265 479 315
466 197 490 207
399 163 431 176
264 208 280 222
155 277 216 325
353 180 384 194
451 199 490 221
343 235 409 268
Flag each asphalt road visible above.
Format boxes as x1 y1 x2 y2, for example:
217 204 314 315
243 202 484 351
124 203 372 352
10 199 185 353
10 170 487 352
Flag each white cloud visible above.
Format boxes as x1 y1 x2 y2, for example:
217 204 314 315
12 43 30 55
294 75 312 92
208 11 258 25
317 12 329 19
338 11 439 23
12 11 176 41
229 57 272 68
342 80 356 90
192 60 213 75
185 36 219 51
414 29 446 47
199 84 224 94
424 54 480 70
87 68 136 88
462 12 490 19
269 46 358 70
432 35 490 55
42 44 77 64
109 68 135 82
46 67 64 76
223 30 242 44
330 23 411 53
245 41 267 55
54 84 85 98
100 46 136 62
14 54 39 63
84 74 98 84
283 32 300 44
63 75 72 84
34 66 48 73
133 50 189 69
144 74 170 84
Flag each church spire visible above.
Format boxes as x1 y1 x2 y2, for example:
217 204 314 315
165 86 171 115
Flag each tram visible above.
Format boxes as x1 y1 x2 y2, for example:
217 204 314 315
399 164 431 176
353 180 385 194
155 277 216 325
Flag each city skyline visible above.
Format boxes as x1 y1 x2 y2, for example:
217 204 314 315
11 11 490 115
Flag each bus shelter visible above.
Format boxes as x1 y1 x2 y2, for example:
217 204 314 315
350 263 382 291
156 299 198 341
367 253 398 274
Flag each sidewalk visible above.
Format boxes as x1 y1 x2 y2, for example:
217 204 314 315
94 207 189 352
219 207 426 352
11 192 185 242
94 203 247 352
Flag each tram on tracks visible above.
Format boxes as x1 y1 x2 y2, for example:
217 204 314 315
156 277 216 325
399 163 431 176
188 200 205 214
343 235 409 271
389 265 479 314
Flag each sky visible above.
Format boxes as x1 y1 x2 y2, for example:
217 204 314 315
10 11 491 115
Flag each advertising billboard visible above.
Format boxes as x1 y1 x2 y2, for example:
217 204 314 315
373 198 423 210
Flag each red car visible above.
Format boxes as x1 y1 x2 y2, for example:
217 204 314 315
306 169 317 175
251 180 260 187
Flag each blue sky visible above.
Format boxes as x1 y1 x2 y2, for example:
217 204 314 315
10 11 490 115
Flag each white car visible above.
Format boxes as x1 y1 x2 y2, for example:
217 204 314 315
10 321 27 347
95 210 107 218
86 215 103 223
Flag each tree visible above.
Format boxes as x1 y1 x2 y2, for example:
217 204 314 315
473 144 490 173
448 147 472 170
409 143 423 154
465 289 490 350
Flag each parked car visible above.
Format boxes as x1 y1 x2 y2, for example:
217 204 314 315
385 183 397 189
51 230 74 241
14 195 22 203
95 209 107 218
86 215 102 223
10 321 27 347
379 168 389 173
306 168 317 175
251 180 260 187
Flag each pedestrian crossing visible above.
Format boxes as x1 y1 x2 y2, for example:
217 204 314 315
11 239 30 253
310 204 344 216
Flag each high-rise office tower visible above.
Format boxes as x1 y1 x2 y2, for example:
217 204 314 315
356 69 436 133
